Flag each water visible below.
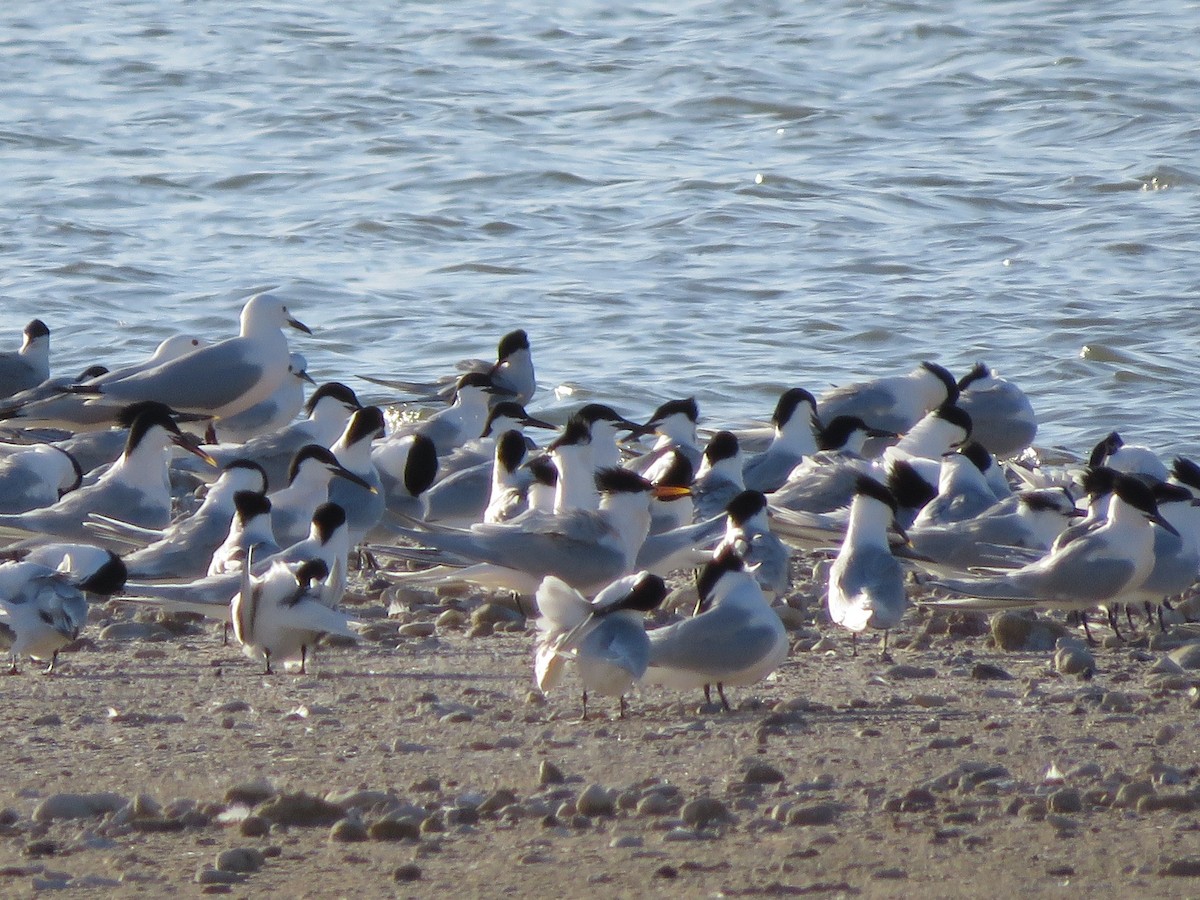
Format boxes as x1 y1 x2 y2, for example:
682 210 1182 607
3 0 1199 458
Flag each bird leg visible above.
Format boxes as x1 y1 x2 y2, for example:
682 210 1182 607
851 632 858 658
42 651 59 675
1106 607 1125 642
7 655 19 676
1125 605 1137 630
716 683 731 712
1144 602 1155 627
263 650 273 676
703 684 713 706
1158 605 1167 632
878 631 893 663
299 645 308 676
222 621 230 646
619 695 628 719
1079 612 1096 645
579 689 589 722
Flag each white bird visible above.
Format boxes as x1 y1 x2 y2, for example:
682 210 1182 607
0 319 50 402
648 449 695 535
0 445 82 514
692 431 745 522
742 388 818 493
534 570 668 719
817 361 958 446
771 415 892 515
427 400 554 487
269 445 373 547
0 551 126 673
212 351 315 444
0 404 217 546
715 490 791 602
91 457 267 564
1088 431 1168 483
926 473 1177 632
481 430 536 524
373 468 670 598
628 398 703 479
826 475 909 659
327 406 386 546
373 433 439 531
910 446 1004 528
1114 481 1200 633
207 491 280 577
52 293 310 422
175 382 362 492
232 555 356 675
385 372 496 456
573 402 644 471
955 363 1037 459
641 548 788 711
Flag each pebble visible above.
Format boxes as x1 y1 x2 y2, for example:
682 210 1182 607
1114 781 1155 808
255 793 345 828
436 609 466 629
873 867 908 880
215 848 264 874
970 662 1013 681
33 793 128 823
393 864 422 882
575 785 615 818
1054 646 1095 678
744 763 786 785
1047 789 1082 814
991 612 1069 652
239 816 270 838
398 622 437 638
98 622 169 642
636 793 679 817
329 819 369 843
886 664 937 680
1155 724 1179 746
1159 857 1200 877
224 780 277 807
680 797 732 828
369 818 422 841
478 789 518 816
786 803 840 826
538 761 565 786
609 835 643 849
1168 642 1200 670
195 868 246 886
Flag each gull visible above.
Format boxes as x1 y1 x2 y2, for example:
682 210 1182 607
817 361 958 446
107 459 269 580
232 555 356 675
0 404 216 546
0 551 127 674
0 445 82 514
826 476 909 659
534 570 668 719
742 388 818 493
174 381 362 492
641 548 788 711
214 351 315 444
0 319 50 402
53 293 311 422
269 445 373 547
955 363 1037 459
327 406 386 546
925 473 1177 629
372 467 672 598
0 334 206 431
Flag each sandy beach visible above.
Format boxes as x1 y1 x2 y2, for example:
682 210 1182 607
2 557 1200 898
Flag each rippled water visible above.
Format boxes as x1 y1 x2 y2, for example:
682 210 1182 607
4 0 1199 458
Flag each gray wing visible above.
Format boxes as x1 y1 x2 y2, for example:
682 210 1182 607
0 354 40 399
99 340 267 409
829 545 907 629
818 382 909 432
648 605 781 679
742 449 803 494
423 462 491 524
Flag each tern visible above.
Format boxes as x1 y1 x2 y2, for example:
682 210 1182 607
955 363 1037 459
534 570 668 719
642 548 788 711
0 445 82 514
0 319 50 402
817 361 958 444
742 388 818 493
269 445 373 547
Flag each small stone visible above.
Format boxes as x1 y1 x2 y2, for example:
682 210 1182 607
1138 794 1198 814
32 714 62 727
392 864 422 883
609 835 643 849
239 816 270 838
33 792 128 822
576 785 616 818
1155 725 1179 746
681 797 731 829
538 761 565 786
255 792 344 827
1047 789 1082 814
1161 857 1200 877
787 803 839 826
1099 691 1134 713
1054 646 1095 678
886 664 937 680
369 818 421 842
195 868 246 885
991 612 1069 652
472 603 523 628
23 840 57 858
1168 642 1200 670
743 763 786 785
329 819 369 843
216 848 264 874
636 793 677 817
436 609 467 629
224 780 277 807
971 662 1013 681
655 865 679 879
477 789 518 816
1114 781 1155 808
99 621 167 641
873 867 908 880
399 622 437 638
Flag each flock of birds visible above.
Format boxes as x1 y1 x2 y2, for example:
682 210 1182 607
0 293 1195 717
